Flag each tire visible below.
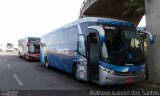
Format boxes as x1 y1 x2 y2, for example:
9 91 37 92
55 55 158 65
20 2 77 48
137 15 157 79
25 54 28 61
19 51 21 57
73 64 85 82
45 57 50 68
73 64 78 80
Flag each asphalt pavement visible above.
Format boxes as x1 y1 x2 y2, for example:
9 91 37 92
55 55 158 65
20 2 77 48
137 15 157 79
0 51 159 96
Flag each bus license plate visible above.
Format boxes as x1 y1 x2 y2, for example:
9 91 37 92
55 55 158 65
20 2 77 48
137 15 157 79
126 78 134 83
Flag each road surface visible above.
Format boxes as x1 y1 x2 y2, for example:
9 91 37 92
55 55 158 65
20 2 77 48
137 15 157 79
0 51 159 96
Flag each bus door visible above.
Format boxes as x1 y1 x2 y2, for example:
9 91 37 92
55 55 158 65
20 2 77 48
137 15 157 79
77 34 88 81
87 33 100 81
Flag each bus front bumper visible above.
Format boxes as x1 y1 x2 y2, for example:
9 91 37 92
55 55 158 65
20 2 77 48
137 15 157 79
99 66 145 85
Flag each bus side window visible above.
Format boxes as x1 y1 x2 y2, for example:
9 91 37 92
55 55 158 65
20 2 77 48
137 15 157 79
68 25 79 44
78 35 86 57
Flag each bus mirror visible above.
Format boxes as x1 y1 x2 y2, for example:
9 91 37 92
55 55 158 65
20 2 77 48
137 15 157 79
27 43 29 46
77 41 80 53
137 28 154 44
77 41 82 55
40 43 46 47
40 43 42 46
88 26 105 42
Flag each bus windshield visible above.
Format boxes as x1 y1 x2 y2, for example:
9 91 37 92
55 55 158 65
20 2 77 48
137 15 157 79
28 42 40 54
6 43 13 49
122 28 142 49
102 26 144 66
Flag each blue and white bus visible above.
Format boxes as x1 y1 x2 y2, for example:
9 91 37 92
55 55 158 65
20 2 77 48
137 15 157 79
40 17 153 85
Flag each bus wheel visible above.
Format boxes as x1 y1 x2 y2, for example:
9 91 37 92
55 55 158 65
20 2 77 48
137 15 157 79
25 54 28 61
73 64 79 80
19 51 21 57
45 58 49 68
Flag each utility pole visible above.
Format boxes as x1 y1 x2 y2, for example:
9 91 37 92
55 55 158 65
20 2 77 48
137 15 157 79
145 0 160 84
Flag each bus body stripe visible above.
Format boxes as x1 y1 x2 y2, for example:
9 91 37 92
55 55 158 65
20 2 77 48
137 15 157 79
99 61 145 72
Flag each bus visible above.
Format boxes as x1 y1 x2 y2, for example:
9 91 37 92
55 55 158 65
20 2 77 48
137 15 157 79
18 37 40 60
40 17 153 85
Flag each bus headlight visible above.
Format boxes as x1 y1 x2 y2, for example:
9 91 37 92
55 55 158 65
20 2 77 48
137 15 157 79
141 68 145 72
103 68 115 74
110 70 114 74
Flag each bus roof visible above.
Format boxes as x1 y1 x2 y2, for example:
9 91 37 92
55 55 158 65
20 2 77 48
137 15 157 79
18 37 40 41
78 17 135 27
62 17 135 28
27 37 40 39
42 17 135 37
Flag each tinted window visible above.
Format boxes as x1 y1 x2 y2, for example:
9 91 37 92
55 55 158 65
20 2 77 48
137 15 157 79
68 25 79 44
78 35 86 56
59 29 68 44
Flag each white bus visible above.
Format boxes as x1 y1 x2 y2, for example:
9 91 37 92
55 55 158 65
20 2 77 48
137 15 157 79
6 43 14 52
18 37 40 60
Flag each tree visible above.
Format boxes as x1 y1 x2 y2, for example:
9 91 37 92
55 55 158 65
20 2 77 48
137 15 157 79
122 0 145 16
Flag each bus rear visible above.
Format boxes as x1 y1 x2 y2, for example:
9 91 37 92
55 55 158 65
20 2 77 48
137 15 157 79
26 38 40 60
19 37 40 60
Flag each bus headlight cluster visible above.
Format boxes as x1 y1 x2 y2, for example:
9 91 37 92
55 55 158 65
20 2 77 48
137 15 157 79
100 66 115 74
103 68 115 74
106 77 112 82
141 68 145 72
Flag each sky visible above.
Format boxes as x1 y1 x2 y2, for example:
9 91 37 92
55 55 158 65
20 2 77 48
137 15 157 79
0 0 145 47
0 0 83 47
138 15 146 27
